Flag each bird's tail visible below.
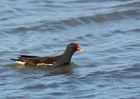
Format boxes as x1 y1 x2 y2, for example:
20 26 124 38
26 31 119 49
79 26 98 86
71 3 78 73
11 59 20 61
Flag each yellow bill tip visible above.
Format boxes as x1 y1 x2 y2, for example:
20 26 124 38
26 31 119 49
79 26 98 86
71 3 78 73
78 48 84 52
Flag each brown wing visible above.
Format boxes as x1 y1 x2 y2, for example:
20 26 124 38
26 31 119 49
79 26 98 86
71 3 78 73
19 55 56 65
39 57 56 64
20 56 40 65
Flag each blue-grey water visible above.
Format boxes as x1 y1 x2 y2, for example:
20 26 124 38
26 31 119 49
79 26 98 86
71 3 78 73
0 0 140 99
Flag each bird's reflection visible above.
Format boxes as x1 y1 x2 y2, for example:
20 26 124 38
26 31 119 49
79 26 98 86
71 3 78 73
10 62 76 76
47 63 75 76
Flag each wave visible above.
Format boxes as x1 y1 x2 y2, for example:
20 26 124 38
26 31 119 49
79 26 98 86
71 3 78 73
6 9 137 33
113 0 140 8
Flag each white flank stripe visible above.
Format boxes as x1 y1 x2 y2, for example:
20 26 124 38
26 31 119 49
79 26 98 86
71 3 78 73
37 63 53 66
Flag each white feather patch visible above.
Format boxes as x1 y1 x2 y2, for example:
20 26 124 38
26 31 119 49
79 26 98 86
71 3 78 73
15 61 25 65
37 63 52 66
37 62 56 66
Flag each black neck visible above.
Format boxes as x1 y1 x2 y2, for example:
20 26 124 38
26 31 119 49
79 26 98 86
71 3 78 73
61 47 75 64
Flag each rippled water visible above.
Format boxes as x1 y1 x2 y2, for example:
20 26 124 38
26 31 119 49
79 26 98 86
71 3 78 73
0 0 140 98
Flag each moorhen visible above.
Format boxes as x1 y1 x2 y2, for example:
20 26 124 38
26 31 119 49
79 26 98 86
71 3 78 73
11 43 84 68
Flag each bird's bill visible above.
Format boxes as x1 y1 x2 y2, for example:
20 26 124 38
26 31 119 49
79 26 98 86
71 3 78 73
78 48 84 52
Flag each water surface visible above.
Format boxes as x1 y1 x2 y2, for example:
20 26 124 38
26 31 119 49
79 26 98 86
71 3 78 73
0 0 140 99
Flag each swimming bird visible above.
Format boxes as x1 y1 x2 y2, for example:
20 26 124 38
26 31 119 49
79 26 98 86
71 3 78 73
11 43 84 68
